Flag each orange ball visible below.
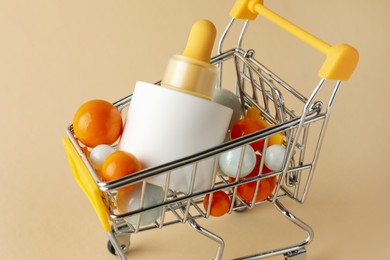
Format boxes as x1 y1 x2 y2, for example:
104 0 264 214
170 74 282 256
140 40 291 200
230 118 266 151
236 176 276 203
228 154 277 203
203 191 231 217
73 99 122 147
101 151 142 191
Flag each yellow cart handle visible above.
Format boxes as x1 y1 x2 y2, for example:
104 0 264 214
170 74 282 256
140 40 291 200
62 136 111 232
230 0 359 81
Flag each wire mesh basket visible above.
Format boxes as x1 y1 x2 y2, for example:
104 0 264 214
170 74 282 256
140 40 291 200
63 1 358 259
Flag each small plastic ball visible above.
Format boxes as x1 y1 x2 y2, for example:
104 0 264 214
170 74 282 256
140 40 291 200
203 191 231 217
227 155 277 203
236 175 277 203
101 151 142 191
89 144 115 171
245 105 285 147
230 118 266 151
218 145 257 178
73 99 123 147
116 183 164 226
264 145 286 171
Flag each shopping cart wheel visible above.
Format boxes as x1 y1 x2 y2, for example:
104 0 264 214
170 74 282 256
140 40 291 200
107 239 131 256
233 200 247 213
107 240 116 255
107 232 131 256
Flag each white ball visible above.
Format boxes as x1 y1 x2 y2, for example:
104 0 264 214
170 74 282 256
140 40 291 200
264 145 286 171
89 144 115 171
212 88 242 129
218 145 256 178
116 183 164 226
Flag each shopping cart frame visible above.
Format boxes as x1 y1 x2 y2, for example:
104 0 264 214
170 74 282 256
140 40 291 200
63 1 358 259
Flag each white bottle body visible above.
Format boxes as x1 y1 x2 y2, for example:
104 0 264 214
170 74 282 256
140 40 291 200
119 81 232 193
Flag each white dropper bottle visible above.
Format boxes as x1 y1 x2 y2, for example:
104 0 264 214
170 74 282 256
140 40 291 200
119 20 232 193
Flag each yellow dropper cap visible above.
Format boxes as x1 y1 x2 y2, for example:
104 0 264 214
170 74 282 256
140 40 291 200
182 19 216 63
161 20 218 100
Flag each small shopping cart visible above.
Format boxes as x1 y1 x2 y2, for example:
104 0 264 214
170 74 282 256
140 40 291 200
62 1 358 259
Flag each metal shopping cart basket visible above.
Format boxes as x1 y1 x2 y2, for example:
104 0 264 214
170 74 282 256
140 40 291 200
62 1 358 259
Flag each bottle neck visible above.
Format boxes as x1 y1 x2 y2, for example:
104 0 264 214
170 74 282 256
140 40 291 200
161 55 218 100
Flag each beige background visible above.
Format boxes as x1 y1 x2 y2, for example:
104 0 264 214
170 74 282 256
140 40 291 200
1 0 389 259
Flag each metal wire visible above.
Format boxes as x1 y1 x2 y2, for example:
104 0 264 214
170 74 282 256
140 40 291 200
65 16 345 260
